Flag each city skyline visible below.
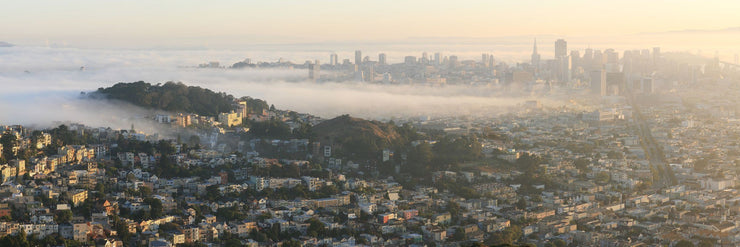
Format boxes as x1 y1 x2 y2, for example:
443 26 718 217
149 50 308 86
3 2 740 246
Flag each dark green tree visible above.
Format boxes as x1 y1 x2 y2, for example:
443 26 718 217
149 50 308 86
675 240 694 247
0 131 17 160
306 218 326 237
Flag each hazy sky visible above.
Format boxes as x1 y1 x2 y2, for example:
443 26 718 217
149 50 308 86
2 0 738 48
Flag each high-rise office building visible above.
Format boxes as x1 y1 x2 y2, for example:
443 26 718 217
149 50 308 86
640 76 654 94
583 48 593 61
364 64 374 82
622 51 634 80
641 49 650 59
555 39 568 82
606 72 625 95
329 53 338 66
559 55 572 83
378 53 387 65
434 52 442 65
590 68 606 96
604 49 620 73
583 48 593 70
555 39 567 59
355 50 362 67
593 50 604 69
449 55 459 68
308 60 320 81
570 50 580 76
653 47 661 66
605 49 619 64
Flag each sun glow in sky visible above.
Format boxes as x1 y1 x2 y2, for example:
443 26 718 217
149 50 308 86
2 0 738 48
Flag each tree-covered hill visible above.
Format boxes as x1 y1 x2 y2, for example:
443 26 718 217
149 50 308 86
92 81 268 117
311 115 420 160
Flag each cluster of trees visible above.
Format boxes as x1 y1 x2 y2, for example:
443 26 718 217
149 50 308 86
95 81 237 117
249 184 339 201
239 96 270 116
434 178 481 199
94 82 277 125
403 136 483 176
0 231 84 247
311 116 421 161
432 136 483 164
213 205 251 222
343 122 422 161
49 125 97 146
507 153 558 195
118 187 163 221
674 239 717 247
246 119 293 139
0 130 17 163
484 225 522 245
111 138 213 179
340 134 388 161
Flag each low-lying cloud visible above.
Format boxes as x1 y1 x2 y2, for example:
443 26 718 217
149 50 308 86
0 46 562 131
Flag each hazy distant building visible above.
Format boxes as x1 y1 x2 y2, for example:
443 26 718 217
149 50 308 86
354 70 363 82
512 70 534 84
404 56 417 65
531 39 540 75
641 49 650 59
604 49 620 73
362 64 374 82
382 72 392 84
583 48 593 61
553 39 569 83
378 53 387 65
554 39 567 59
606 72 625 95
329 53 338 66
605 49 619 64
593 50 604 67
653 47 661 67
590 68 606 96
308 60 320 81
639 76 654 94
434 52 442 65
623 51 636 81
559 55 572 83
482 53 494 68
570 50 580 72
354 50 362 69
449 55 459 68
